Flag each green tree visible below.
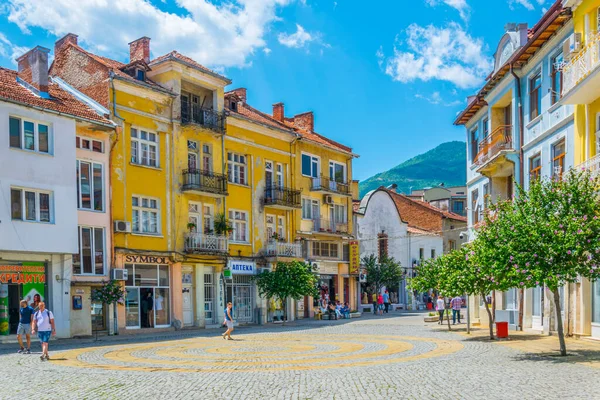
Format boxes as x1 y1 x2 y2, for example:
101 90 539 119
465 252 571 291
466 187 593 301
481 169 600 355
253 261 319 323
92 279 125 335
362 254 403 294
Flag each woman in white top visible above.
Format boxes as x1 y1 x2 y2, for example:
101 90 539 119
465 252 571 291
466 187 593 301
436 296 445 325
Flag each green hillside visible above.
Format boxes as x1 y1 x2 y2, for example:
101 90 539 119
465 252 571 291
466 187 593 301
359 141 466 197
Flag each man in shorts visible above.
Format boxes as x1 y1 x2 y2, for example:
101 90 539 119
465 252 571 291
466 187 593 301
31 301 55 361
17 300 34 354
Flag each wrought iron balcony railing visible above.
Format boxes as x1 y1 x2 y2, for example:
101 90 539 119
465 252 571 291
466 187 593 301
474 125 513 167
265 242 302 258
263 185 301 208
182 169 228 195
184 233 228 253
181 104 226 133
576 153 600 178
311 218 349 234
562 32 600 97
310 175 350 195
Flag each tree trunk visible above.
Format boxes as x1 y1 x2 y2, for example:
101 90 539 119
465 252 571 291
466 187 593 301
446 308 452 331
551 287 567 356
113 302 118 335
482 292 495 340
491 290 496 325
518 288 524 331
282 297 287 326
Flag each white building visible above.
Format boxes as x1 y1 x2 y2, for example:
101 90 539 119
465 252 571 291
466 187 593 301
0 46 114 338
356 186 466 310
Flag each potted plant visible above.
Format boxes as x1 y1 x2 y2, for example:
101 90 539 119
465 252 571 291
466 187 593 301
187 222 197 232
270 232 280 242
214 213 233 236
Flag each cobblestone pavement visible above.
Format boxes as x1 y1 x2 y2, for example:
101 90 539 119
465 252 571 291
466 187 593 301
2 312 599 400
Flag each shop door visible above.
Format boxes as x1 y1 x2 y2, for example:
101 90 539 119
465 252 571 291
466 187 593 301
532 286 544 330
233 276 254 323
182 272 194 326
204 273 216 324
125 288 140 329
91 301 106 331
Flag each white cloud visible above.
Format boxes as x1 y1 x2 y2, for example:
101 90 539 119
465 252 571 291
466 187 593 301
508 0 545 11
263 47 272 55
0 32 28 65
415 92 461 107
278 24 313 48
425 0 470 21
378 22 493 89
3 0 294 69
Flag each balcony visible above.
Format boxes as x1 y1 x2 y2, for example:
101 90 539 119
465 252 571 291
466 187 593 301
474 125 515 175
184 233 228 254
182 169 228 197
562 32 600 104
265 241 302 258
576 154 600 178
181 104 226 134
310 218 349 235
263 185 301 209
310 176 351 196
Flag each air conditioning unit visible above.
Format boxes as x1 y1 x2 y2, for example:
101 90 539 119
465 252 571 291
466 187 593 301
111 269 128 281
114 220 131 233
257 267 271 274
323 194 333 204
563 33 582 60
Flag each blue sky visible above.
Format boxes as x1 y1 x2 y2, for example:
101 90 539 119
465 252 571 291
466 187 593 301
0 0 551 180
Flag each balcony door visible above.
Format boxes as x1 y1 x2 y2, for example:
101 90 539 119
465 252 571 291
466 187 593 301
266 214 275 240
504 103 512 127
202 144 212 173
265 161 274 200
188 140 199 170
188 202 201 233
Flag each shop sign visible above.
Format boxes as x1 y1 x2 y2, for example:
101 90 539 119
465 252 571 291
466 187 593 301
349 241 360 274
315 262 338 275
228 260 256 275
125 255 168 264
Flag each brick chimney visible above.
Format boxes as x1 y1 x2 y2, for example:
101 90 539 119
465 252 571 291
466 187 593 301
17 46 50 95
129 37 151 63
230 88 247 103
273 102 284 122
54 33 78 56
293 111 314 132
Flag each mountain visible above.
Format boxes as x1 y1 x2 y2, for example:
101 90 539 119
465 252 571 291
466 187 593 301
359 141 466 197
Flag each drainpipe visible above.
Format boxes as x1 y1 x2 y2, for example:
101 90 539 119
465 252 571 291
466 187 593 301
510 63 525 331
585 104 590 162
109 71 125 335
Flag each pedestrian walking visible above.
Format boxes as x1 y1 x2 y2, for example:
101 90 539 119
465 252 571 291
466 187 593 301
383 290 390 314
451 295 462 324
17 300 34 354
31 302 55 361
222 302 235 340
436 296 445 325
371 292 377 315
377 293 384 315
30 294 41 312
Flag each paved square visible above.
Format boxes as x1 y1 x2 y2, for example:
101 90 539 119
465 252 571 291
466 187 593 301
1 313 599 399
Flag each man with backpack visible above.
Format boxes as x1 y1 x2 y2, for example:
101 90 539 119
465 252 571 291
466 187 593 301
31 302 55 361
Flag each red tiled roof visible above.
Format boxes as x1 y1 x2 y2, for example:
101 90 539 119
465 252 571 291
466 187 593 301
407 226 438 235
150 51 230 83
0 67 112 125
225 93 293 131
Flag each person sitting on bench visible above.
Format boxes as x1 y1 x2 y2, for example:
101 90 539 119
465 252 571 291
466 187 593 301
341 302 351 319
327 302 338 320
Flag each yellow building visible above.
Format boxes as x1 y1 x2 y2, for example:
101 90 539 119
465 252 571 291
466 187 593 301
561 0 600 340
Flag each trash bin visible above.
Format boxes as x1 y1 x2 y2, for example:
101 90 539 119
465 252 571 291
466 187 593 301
496 321 509 338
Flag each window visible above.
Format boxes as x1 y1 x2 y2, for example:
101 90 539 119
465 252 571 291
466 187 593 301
333 204 347 224
73 227 105 275
203 144 213 172
482 118 489 138
483 183 490 209
329 161 346 183
551 53 563 105
10 188 52 223
76 160 104 211
470 127 479 161
431 249 436 259
203 205 214 234
449 240 457 251
378 233 388 260
593 279 600 323
530 72 542 120
227 153 247 185
76 136 104 153
471 189 479 224
229 210 248 242
302 198 319 219
136 69 146 81
276 163 284 187
132 196 160 234
530 153 542 181
277 216 285 241
452 201 464 215
312 242 338 258
419 248 424 260
301 154 319 177
188 140 198 169
9 116 50 154
552 139 565 178
131 128 158 167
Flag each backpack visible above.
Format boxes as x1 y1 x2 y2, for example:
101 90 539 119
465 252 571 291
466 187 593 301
35 309 52 321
